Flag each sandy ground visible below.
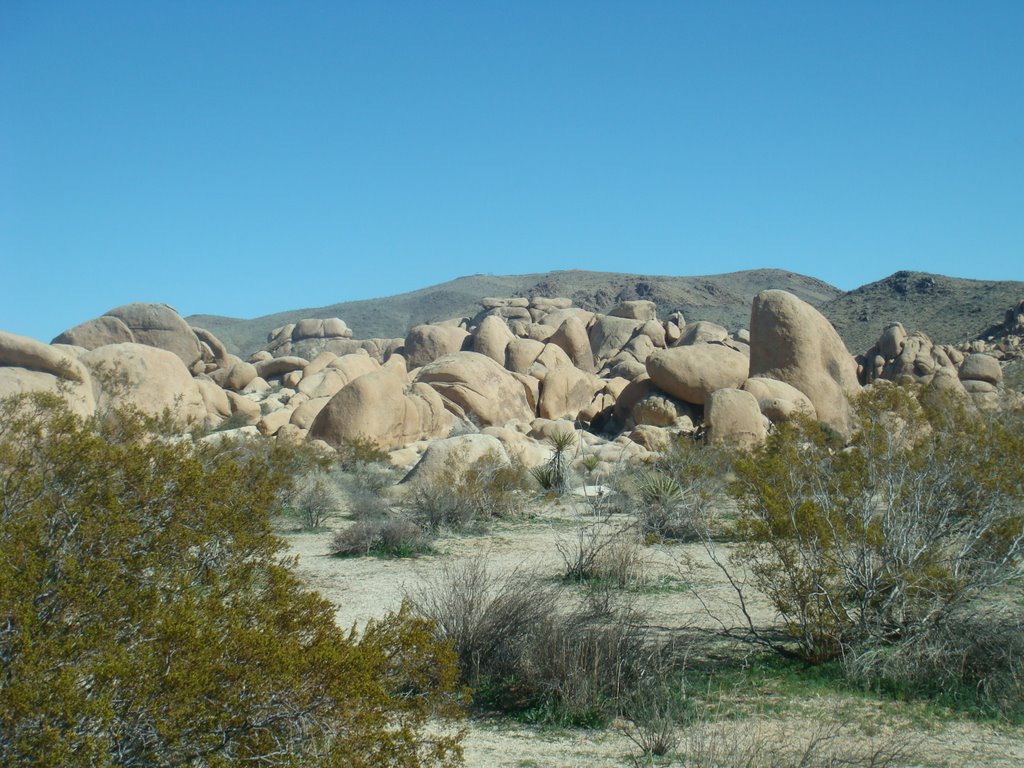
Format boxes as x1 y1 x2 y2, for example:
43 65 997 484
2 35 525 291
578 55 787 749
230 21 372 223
286 501 1024 768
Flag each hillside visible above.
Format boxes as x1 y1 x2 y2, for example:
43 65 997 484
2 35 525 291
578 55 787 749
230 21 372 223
822 271 1024 354
188 268 841 356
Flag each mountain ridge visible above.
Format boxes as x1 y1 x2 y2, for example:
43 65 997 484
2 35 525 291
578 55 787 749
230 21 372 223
187 268 1024 358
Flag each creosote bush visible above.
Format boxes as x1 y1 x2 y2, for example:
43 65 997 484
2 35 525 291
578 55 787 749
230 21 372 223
0 393 464 767
719 384 1024 712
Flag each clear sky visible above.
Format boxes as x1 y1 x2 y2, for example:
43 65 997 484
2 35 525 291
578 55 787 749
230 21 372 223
3 1 1022 342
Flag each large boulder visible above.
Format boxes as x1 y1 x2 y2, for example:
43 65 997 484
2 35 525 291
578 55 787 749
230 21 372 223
588 315 642 363
609 300 657 322
959 354 1002 385
0 332 95 416
309 366 452 450
675 320 729 347
749 290 861 436
80 343 208 425
415 352 535 427
473 315 516 364
401 434 510 486
212 358 259 392
538 365 603 421
741 376 817 424
706 388 767 449
646 343 749 405
0 330 90 383
404 324 471 369
52 315 135 350
103 303 204 368
297 353 379 399
505 338 546 375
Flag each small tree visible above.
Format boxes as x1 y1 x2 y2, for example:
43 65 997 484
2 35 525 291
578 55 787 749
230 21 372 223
0 393 464 767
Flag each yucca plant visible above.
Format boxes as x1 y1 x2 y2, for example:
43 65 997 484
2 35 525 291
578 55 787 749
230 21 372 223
530 430 576 494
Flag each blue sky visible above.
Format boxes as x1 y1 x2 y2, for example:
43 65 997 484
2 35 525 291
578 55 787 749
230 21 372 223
2 1 1022 342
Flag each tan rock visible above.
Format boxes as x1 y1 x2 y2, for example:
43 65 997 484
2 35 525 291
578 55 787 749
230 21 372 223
675 320 729 347
213 358 259 392
255 356 309 380
303 351 339 378
196 378 231 420
646 342 749 405
81 343 207 425
473 315 515 364
0 330 89 382
506 338 545 375
298 353 379 399
401 434 510 486
274 424 306 445
528 343 574 381
404 324 471 369
310 366 452 450
415 352 535 427
959 354 1002 385
639 320 667 348
706 388 767 449
589 315 642 362
52 315 135 350
749 290 860 436
610 300 657 322
258 408 295 436
0 367 95 418
225 391 261 426
549 316 595 372
104 303 204 367
742 376 817 423
290 396 331 429
538 366 602 421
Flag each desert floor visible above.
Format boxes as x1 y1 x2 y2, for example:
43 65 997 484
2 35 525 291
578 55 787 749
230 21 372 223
286 498 1024 768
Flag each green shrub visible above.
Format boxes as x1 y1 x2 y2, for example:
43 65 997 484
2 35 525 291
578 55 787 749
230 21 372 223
0 394 463 767
725 385 1024 674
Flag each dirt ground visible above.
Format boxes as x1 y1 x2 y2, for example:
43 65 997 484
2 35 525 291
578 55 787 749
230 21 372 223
286 500 1024 768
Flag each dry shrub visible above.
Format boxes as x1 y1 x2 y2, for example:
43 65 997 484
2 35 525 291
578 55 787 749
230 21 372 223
405 451 533 531
409 560 669 724
845 605 1024 718
291 472 343 528
330 516 430 558
666 715 914 768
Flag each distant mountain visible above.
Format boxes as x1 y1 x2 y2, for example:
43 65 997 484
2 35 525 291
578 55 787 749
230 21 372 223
189 268 1024 360
189 268 841 357
821 271 1024 355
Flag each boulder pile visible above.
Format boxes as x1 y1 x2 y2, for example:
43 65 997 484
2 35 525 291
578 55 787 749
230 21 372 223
2 291 1020 480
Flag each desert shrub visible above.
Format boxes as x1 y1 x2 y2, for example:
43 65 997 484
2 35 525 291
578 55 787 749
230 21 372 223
337 434 391 468
410 560 666 726
723 385 1024 673
331 517 432 558
405 451 533 531
844 604 1024 718
291 470 344 528
0 393 463 767
627 438 730 542
620 680 690 760
668 714 912 768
